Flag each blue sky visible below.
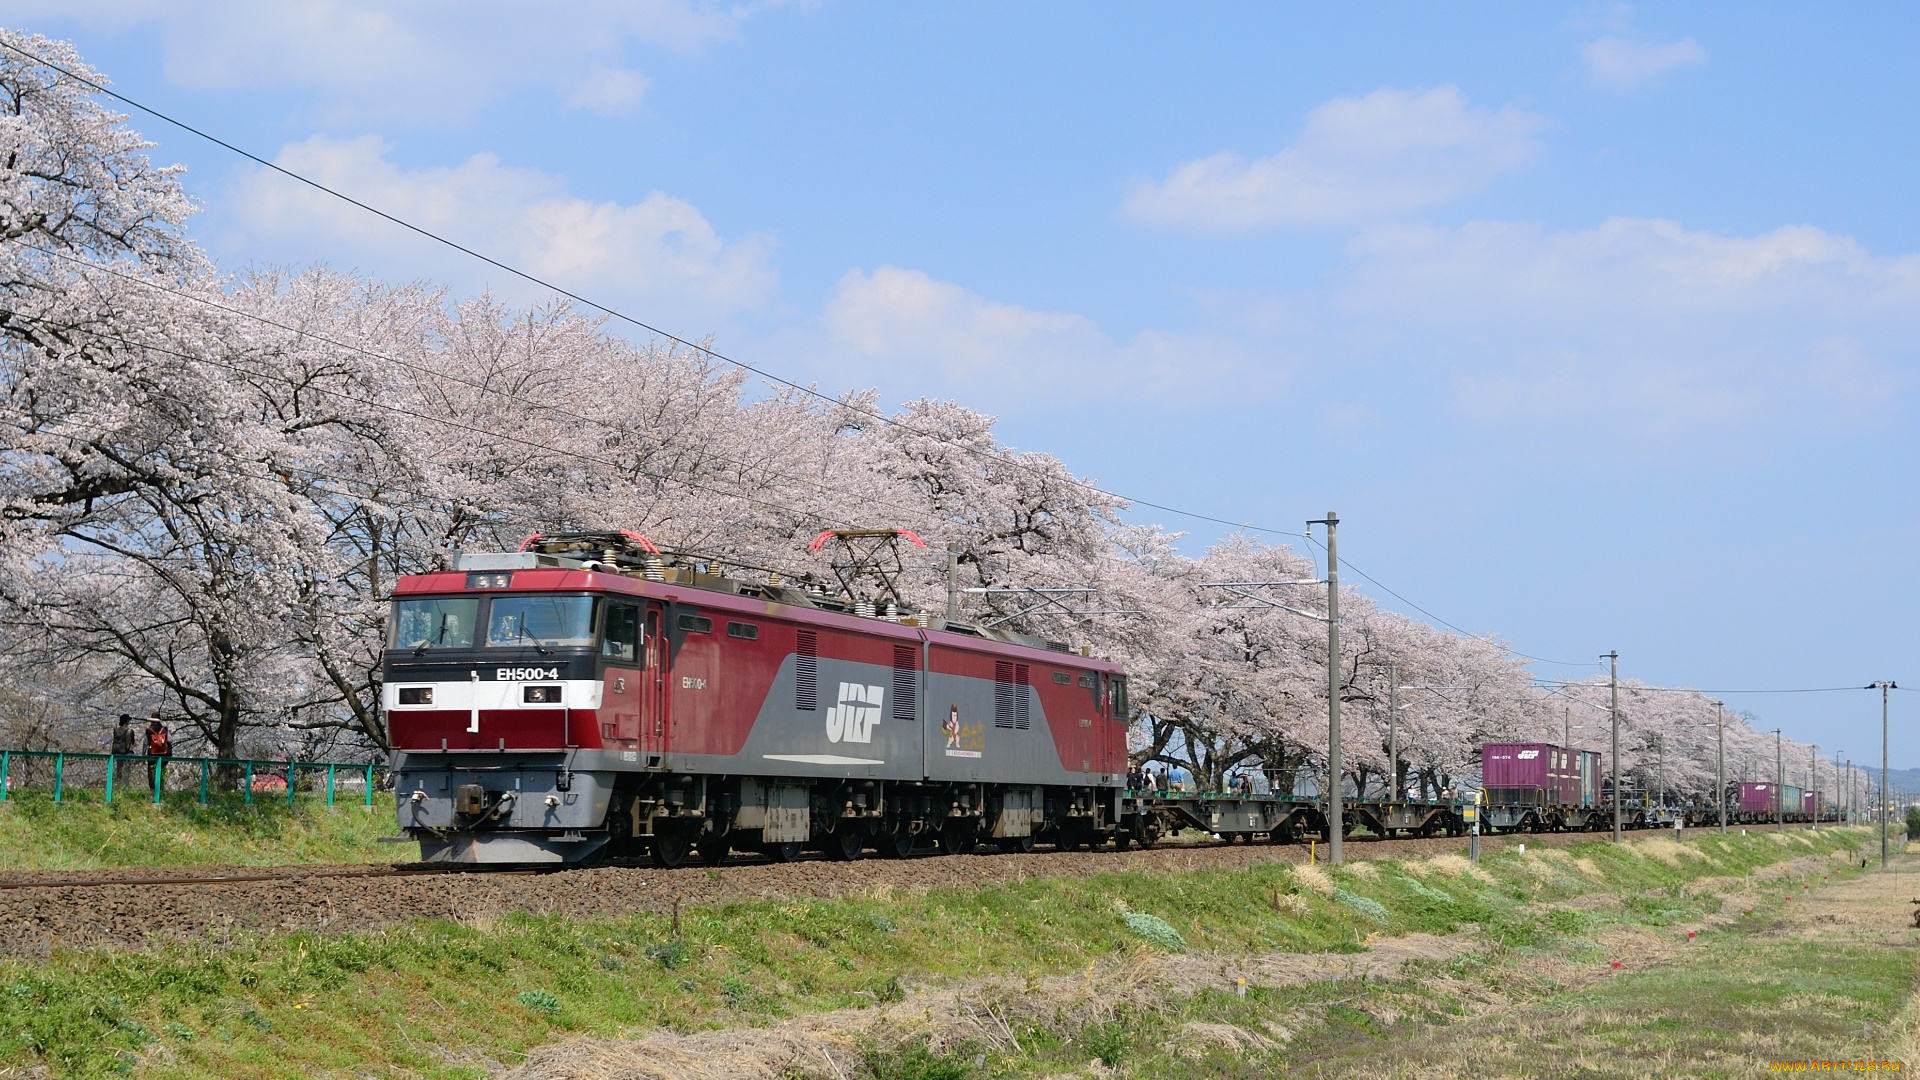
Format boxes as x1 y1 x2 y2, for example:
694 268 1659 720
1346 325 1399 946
9 2 1917 767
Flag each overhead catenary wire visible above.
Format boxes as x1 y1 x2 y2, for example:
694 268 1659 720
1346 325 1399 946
1300 531 1596 669
0 39 1860 687
13 242 982 542
0 38 1309 540
8 312 1141 624
1536 680 1868 696
3 309 854 532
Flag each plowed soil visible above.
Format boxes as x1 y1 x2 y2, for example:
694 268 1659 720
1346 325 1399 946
0 825 1806 955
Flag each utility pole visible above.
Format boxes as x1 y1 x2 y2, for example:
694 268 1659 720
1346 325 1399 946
1608 651 1621 843
945 550 959 621
1564 707 1571 750
1312 512 1344 866
1869 682 1896 867
1775 729 1783 830
1388 663 1399 804
1715 700 1726 834
1809 743 1818 830
1656 735 1665 810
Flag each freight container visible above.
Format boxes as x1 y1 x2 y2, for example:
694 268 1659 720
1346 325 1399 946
1737 781 1776 814
1482 743 1593 808
1783 784 1803 813
1483 742 1551 805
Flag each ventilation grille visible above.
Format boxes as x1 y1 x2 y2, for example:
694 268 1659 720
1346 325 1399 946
995 661 1030 730
795 630 818 711
892 645 917 720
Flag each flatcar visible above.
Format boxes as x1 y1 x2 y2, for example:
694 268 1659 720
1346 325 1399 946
383 533 1133 865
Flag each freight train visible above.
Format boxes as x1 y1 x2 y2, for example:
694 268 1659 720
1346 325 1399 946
1471 741 1838 832
381 532 1840 866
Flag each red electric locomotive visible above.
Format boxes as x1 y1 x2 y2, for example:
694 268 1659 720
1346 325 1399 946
384 532 1133 865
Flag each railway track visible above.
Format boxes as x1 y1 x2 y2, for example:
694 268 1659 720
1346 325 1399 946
0 864 538 891
0 817 1823 894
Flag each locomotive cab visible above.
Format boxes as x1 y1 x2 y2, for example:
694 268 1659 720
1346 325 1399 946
385 554 669 863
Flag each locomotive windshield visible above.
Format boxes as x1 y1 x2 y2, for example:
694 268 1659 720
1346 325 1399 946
390 597 479 649
485 595 601 648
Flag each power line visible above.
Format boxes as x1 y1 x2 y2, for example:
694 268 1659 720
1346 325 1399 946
9 253 1173 618
11 311 1145 623
18 241 973 540
0 39 1767 673
0 38 1307 540
1300 532 1596 669
1536 680 1865 695
5 309 846 530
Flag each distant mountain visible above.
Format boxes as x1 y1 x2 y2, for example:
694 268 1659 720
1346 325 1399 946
1875 766 1920 800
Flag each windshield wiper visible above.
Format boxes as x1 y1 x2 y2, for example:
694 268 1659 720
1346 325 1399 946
517 621 552 656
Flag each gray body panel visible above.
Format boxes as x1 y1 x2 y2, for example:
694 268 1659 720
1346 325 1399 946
663 653 1097 788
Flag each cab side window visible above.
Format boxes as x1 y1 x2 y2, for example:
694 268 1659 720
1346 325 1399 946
603 603 640 662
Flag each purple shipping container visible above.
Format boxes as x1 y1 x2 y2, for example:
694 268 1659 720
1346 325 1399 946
1804 790 1820 813
1483 742 1589 807
1737 782 1776 813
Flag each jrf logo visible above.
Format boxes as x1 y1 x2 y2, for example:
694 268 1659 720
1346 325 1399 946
827 682 885 744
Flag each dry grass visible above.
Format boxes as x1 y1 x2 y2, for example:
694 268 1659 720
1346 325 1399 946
1339 860 1379 880
1403 853 1493 883
1290 863 1336 895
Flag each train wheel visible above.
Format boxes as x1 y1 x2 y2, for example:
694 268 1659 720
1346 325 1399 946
762 841 803 863
997 834 1036 854
696 838 730 867
651 828 693 869
941 820 978 855
877 828 915 859
824 826 865 862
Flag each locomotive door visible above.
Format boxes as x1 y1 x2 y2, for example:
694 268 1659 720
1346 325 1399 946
1101 675 1118 781
601 601 642 746
640 605 667 756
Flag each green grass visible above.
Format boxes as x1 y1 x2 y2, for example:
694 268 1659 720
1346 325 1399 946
0 792 395 871
0 826 1879 1078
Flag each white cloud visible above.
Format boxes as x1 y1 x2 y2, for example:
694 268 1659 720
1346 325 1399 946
0 0 759 121
565 66 653 116
821 266 1256 404
1334 218 1917 431
221 135 778 324
1122 86 1544 232
1580 35 1708 91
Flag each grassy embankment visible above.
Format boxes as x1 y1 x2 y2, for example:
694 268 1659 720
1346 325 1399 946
0 792 393 871
0 826 1894 1079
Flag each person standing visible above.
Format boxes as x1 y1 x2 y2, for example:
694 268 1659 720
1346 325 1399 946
109 714 135 789
143 716 171 792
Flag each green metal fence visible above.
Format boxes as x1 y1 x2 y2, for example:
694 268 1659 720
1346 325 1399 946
0 749 388 807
